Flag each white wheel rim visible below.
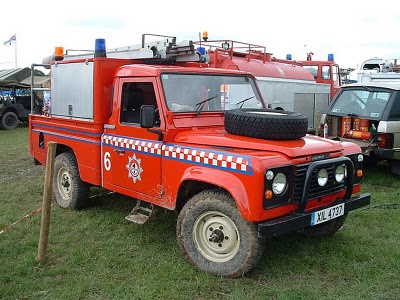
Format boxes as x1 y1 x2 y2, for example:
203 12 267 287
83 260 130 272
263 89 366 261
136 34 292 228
193 211 240 262
57 167 72 201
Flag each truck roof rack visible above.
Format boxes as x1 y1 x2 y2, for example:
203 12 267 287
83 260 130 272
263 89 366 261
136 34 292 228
63 34 200 62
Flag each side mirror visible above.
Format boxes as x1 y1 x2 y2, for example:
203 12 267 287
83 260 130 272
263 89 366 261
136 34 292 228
140 105 155 128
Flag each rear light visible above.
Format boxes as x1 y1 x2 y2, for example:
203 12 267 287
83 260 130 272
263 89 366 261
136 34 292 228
377 133 394 149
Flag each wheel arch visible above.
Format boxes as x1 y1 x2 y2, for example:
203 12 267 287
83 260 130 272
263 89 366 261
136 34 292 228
36 131 100 186
2 107 17 114
55 143 74 157
31 138 74 165
53 143 96 184
175 167 251 219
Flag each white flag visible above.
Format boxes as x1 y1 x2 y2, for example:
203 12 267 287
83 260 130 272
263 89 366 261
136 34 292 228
3 34 16 46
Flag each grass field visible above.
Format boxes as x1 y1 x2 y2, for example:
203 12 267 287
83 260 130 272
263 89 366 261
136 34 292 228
1 127 399 300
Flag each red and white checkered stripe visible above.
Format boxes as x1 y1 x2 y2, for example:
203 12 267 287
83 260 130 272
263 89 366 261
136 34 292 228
103 135 162 155
102 135 250 173
162 145 249 172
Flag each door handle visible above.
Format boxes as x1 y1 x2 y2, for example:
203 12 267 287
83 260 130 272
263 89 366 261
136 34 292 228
104 124 115 129
113 148 125 154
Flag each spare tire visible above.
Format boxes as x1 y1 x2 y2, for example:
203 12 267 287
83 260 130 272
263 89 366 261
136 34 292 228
224 109 308 140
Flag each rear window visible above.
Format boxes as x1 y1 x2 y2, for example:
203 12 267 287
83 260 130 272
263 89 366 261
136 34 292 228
329 88 391 120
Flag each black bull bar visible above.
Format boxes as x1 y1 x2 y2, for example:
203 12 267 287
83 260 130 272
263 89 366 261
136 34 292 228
258 157 371 238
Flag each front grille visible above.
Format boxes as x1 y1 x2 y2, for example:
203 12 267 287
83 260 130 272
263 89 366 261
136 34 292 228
293 163 346 202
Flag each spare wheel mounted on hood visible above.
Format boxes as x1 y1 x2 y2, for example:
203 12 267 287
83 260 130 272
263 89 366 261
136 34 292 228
224 109 308 140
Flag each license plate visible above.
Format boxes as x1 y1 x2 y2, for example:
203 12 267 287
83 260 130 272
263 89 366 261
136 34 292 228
310 203 345 226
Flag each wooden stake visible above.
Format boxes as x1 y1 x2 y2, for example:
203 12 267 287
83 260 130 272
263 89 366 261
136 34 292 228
37 142 57 262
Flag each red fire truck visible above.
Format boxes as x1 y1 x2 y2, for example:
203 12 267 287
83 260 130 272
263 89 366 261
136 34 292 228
300 52 342 100
192 36 332 133
29 34 370 278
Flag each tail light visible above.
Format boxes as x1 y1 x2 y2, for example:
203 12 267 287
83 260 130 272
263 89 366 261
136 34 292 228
377 133 394 149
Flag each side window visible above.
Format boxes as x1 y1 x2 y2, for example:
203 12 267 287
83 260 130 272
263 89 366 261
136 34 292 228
332 65 340 85
304 66 318 80
322 66 331 80
386 93 400 120
120 82 159 126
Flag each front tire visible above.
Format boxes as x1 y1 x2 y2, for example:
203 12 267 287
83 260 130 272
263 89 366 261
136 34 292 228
177 190 265 278
1 111 19 130
53 152 90 210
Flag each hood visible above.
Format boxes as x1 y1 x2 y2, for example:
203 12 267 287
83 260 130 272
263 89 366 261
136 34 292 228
172 127 344 158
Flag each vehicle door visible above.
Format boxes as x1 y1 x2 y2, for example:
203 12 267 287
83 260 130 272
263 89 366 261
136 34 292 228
101 77 163 198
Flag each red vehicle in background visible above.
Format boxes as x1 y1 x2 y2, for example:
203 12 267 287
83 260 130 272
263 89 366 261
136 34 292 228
300 52 342 100
193 33 332 133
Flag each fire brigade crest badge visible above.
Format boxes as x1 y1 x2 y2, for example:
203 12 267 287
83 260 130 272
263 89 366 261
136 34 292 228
126 154 143 183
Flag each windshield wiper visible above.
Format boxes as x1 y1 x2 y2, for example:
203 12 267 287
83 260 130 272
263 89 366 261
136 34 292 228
195 95 218 116
347 113 359 117
236 96 255 108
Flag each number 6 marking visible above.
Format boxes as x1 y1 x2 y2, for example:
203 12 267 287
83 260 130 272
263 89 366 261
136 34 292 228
104 151 111 171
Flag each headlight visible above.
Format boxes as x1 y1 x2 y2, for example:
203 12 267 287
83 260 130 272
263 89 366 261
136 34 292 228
335 165 346 182
317 169 328 186
265 170 274 180
272 173 287 194
357 154 363 162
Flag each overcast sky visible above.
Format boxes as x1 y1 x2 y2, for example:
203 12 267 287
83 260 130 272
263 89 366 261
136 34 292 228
1 0 399 73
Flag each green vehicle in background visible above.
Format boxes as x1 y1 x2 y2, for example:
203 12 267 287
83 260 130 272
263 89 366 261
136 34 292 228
0 80 41 130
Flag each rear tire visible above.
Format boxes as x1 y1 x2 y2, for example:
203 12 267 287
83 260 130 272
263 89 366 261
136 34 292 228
1 111 19 130
177 190 265 278
53 152 90 210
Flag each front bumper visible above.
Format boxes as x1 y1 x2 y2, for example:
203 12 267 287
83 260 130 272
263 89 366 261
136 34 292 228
258 193 371 238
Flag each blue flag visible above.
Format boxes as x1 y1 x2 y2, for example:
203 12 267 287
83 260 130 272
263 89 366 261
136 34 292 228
3 34 16 46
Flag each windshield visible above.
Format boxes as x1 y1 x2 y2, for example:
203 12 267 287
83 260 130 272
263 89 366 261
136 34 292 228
161 73 264 113
329 88 392 120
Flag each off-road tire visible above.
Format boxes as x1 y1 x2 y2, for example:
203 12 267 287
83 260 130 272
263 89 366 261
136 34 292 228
176 190 265 278
224 109 308 140
298 214 347 237
53 152 90 210
1 111 19 130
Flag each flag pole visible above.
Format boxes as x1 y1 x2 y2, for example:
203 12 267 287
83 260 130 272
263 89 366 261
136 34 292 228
14 33 17 68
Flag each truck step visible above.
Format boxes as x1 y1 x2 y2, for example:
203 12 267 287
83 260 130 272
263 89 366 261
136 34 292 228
125 200 154 224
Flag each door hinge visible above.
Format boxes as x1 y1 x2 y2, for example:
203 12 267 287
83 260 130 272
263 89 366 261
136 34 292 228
157 185 165 196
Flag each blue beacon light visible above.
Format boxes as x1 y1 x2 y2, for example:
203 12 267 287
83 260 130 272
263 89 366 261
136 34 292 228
197 47 206 55
95 38 107 57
